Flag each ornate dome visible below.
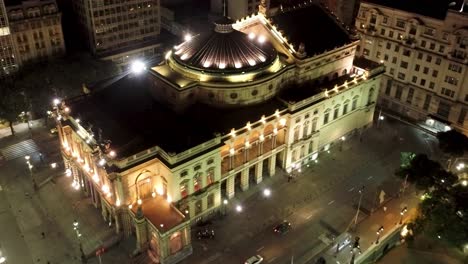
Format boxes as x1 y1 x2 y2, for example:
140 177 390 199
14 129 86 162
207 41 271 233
171 18 277 73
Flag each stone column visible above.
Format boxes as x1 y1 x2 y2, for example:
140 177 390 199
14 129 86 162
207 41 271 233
122 211 133 238
226 177 235 199
115 209 121 234
269 154 276 177
134 214 148 252
101 197 108 221
240 169 249 191
93 184 100 208
188 179 194 195
255 160 263 184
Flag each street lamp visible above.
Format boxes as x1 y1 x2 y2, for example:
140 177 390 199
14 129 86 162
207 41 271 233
263 188 271 197
377 109 384 128
235 205 243 212
352 186 365 231
130 60 146 74
375 226 384 244
339 136 346 151
399 206 408 225
73 220 86 262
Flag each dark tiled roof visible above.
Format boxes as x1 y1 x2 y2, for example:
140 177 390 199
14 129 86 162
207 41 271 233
172 21 277 73
270 3 352 57
364 0 451 20
66 72 286 158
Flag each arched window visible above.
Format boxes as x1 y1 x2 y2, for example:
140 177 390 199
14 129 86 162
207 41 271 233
367 87 375 105
323 109 331 125
291 150 297 162
352 96 359 111
342 69 348 75
193 173 201 192
308 141 314 153
303 120 310 137
206 167 214 185
343 100 350 115
333 105 341 120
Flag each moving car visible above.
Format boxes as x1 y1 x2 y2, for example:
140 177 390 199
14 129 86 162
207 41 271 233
273 221 291 234
244 255 263 264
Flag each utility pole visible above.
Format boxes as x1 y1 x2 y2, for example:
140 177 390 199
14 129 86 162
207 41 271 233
352 186 365 231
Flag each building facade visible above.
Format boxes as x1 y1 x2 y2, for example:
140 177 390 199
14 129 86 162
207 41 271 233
6 0 65 65
72 0 162 65
53 2 383 263
0 0 18 77
355 0 468 133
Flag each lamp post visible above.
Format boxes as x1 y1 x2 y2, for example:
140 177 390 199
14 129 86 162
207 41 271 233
73 220 86 262
375 226 384 244
399 207 407 225
339 136 346 151
222 199 228 215
377 109 385 128
352 186 365 231
25 156 37 190
349 236 361 264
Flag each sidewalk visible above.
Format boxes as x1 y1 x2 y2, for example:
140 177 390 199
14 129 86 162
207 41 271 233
318 190 419 264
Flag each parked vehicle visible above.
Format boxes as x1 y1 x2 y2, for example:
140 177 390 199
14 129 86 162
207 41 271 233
273 221 291 235
244 255 263 264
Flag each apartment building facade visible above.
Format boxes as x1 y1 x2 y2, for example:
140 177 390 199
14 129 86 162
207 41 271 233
356 0 468 133
6 0 65 65
72 0 162 65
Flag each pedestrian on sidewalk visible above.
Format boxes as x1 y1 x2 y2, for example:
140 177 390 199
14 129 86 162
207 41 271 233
39 152 44 164
41 232 45 239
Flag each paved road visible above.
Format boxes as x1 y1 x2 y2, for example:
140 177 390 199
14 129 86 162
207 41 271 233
181 118 439 264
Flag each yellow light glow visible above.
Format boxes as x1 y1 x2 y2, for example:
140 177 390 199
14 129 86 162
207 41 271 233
219 62 226 69
273 128 278 134
167 195 172 203
184 34 192 42
259 134 265 142
93 174 100 183
261 115 266 124
102 184 110 194
156 185 164 195
246 122 251 130
230 148 235 155
248 32 255 39
259 55 266 62
181 53 189 60
279 118 286 127
258 35 266 43
203 61 211 68
230 129 236 138
248 59 256 66
165 50 172 59
137 199 142 205
245 141 250 148
109 150 116 157
116 199 121 207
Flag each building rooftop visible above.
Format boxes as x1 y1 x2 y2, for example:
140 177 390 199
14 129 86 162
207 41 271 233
171 18 277 73
66 72 286 158
130 196 186 233
363 0 454 20
270 2 352 57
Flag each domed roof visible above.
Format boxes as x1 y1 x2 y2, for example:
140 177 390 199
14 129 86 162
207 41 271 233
172 19 277 74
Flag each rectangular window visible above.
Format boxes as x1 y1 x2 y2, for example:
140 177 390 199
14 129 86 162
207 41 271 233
389 31 394 38
385 79 392 95
421 40 426 47
386 42 391 49
343 104 348 115
384 54 389 61
426 55 432 63
424 27 435 36
411 76 417 83
395 85 403 100
432 70 438 78
323 112 329 125
439 45 445 53
448 63 463 73
363 49 370 56
400 61 408 69
417 52 423 59
420 79 426 86
423 67 429 74
403 49 411 56
398 72 405 80
333 108 339 119
383 16 388 24
415 64 420 71
429 43 435 50
458 108 467 125
441 88 455 98
390 68 395 75
207 193 214 208
392 57 397 64
423 95 431 110
396 19 406 28
394 45 400 52
406 88 414 104
445 76 459 85
429 82 435 89
435 58 441 65
380 28 386 35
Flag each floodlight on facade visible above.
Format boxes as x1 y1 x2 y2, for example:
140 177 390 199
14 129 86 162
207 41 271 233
130 60 146 74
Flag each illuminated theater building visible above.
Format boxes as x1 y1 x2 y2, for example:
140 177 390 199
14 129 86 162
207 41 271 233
53 1 384 263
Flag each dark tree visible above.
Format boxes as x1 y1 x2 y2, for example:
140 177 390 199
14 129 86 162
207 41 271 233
436 130 468 157
395 154 456 190
0 80 29 135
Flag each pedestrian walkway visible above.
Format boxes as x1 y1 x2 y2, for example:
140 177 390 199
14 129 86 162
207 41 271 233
0 139 39 161
318 190 419 264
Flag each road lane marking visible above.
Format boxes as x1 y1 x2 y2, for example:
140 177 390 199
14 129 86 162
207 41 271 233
268 256 278 263
257 246 264 252
348 187 354 192
306 214 313 219
367 176 373 180
328 200 335 205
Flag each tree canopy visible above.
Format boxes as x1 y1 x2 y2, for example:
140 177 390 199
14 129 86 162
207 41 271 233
436 130 468 157
0 80 29 135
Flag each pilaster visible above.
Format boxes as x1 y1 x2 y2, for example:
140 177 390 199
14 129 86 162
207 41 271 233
269 154 276 176
255 161 263 184
240 169 249 191
226 177 235 199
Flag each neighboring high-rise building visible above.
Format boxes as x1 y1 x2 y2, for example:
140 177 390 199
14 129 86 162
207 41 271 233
6 0 65 65
356 0 468 134
322 0 360 25
52 2 383 263
211 0 268 20
0 0 18 77
71 0 162 65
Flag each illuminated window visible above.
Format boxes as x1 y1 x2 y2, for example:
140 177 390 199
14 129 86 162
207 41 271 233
193 173 201 192
206 168 214 185
180 180 188 198
207 193 214 208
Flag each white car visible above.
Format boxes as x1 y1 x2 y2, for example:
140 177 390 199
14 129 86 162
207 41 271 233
245 255 263 264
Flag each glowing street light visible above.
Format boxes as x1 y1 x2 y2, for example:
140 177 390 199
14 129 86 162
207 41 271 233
462 180 468 187
263 188 271 197
50 162 57 169
400 206 408 225
223 199 228 205
53 98 61 106
375 226 384 244
235 205 243 212
184 34 192 42
130 60 146 74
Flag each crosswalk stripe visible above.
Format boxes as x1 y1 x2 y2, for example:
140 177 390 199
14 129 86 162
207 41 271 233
0 139 39 160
